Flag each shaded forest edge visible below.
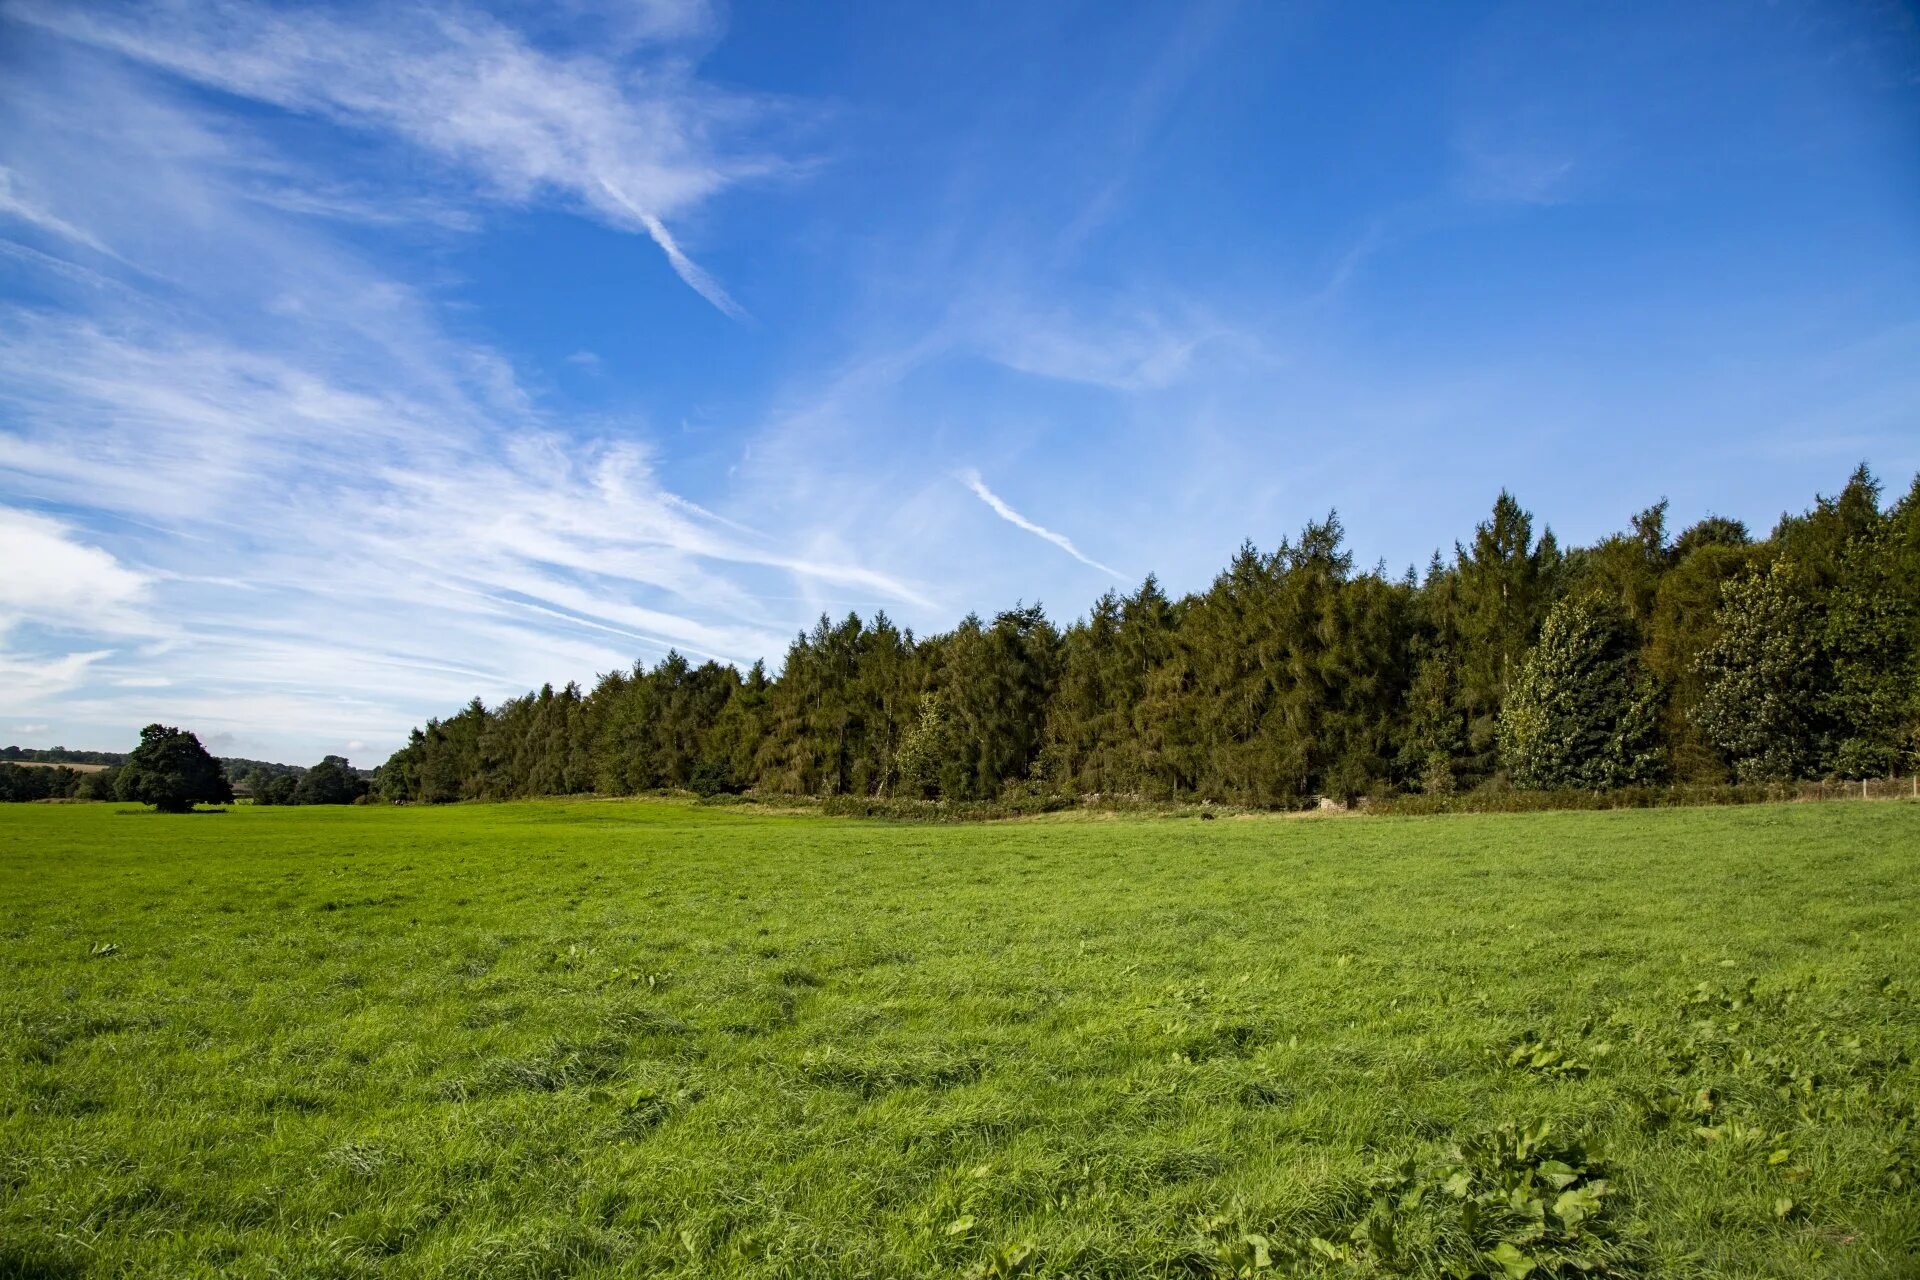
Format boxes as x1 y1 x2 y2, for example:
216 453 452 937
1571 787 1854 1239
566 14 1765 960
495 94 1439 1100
369 466 1919 812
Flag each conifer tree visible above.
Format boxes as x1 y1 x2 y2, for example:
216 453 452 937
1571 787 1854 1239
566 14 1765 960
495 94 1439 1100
1499 597 1663 789
1694 561 1828 781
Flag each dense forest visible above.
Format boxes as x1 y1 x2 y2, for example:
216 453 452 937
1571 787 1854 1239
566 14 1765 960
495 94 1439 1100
12 471 1913 809
374 467 1919 807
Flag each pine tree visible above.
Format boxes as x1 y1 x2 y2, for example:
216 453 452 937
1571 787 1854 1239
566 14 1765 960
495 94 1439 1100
1454 492 1560 780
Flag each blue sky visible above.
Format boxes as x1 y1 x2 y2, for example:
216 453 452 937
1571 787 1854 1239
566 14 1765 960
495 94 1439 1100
1 0 1916 766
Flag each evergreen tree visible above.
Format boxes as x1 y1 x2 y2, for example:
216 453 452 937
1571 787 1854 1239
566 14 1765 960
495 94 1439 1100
1499 597 1663 789
1643 519 1755 780
1453 492 1560 780
1400 553 1467 792
1694 561 1828 781
1815 473 1918 776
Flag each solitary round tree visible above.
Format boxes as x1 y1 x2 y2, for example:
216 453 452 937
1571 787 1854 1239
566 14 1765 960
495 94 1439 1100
115 724 234 812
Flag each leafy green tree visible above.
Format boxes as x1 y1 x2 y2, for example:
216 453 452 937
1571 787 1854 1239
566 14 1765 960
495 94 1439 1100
1499 597 1663 789
1694 562 1828 781
894 691 954 798
1815 473 1918 777
115 725 233 812
0 763 69 801
76 766 120 801
295 755 366 805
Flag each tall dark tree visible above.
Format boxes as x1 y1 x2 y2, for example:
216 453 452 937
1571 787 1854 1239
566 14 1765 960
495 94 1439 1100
1643 518 1755 780
1453 492 1561 780
1813 472 1919 777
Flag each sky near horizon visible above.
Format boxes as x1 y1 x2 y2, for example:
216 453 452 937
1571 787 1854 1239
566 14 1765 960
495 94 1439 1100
1 1 1916 767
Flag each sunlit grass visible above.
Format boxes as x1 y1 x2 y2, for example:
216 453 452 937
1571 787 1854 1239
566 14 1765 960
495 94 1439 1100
3 800 1916 1277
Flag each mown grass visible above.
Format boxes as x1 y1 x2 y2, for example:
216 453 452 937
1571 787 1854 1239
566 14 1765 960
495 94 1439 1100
2 800 1916 1278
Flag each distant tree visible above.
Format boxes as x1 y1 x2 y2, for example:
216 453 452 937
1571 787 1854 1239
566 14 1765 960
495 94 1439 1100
1816 473 1919 778
0 763 59 801
688 758 737 797
295 755 366 805
1670 515 1750 561
1398 553 1467 791
1564 501 1672 636
76 767 120 801
1499 597 1663 789
114 725 233 812
259 774 299 806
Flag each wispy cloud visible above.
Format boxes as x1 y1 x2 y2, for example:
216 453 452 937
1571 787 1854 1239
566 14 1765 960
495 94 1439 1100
0 12 908 761
8 0 779 317
960 469 1119 577
0 314 930 664
0 163 117 256
975 303 1214 392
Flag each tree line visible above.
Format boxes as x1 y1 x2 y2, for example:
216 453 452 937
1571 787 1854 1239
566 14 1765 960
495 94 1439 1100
0 739 369 806
373 467 1918 807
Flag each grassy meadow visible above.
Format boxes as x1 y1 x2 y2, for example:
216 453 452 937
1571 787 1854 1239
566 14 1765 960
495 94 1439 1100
2 800 1917 1279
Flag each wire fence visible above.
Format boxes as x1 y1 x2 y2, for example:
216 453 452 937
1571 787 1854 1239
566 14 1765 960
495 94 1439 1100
1365 776 1920 816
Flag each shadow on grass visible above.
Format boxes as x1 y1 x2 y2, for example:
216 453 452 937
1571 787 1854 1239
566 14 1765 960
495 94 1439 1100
112 806 230 815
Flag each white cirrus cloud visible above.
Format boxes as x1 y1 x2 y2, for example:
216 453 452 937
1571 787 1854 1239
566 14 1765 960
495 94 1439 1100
0 1 946 763
8 0 784 316
0 163 118 256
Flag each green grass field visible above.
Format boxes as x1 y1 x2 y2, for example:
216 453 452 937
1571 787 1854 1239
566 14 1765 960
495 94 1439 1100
3 801 1916 1278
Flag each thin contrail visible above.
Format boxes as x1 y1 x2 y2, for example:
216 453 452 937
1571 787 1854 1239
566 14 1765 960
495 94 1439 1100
960 469 1120 577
